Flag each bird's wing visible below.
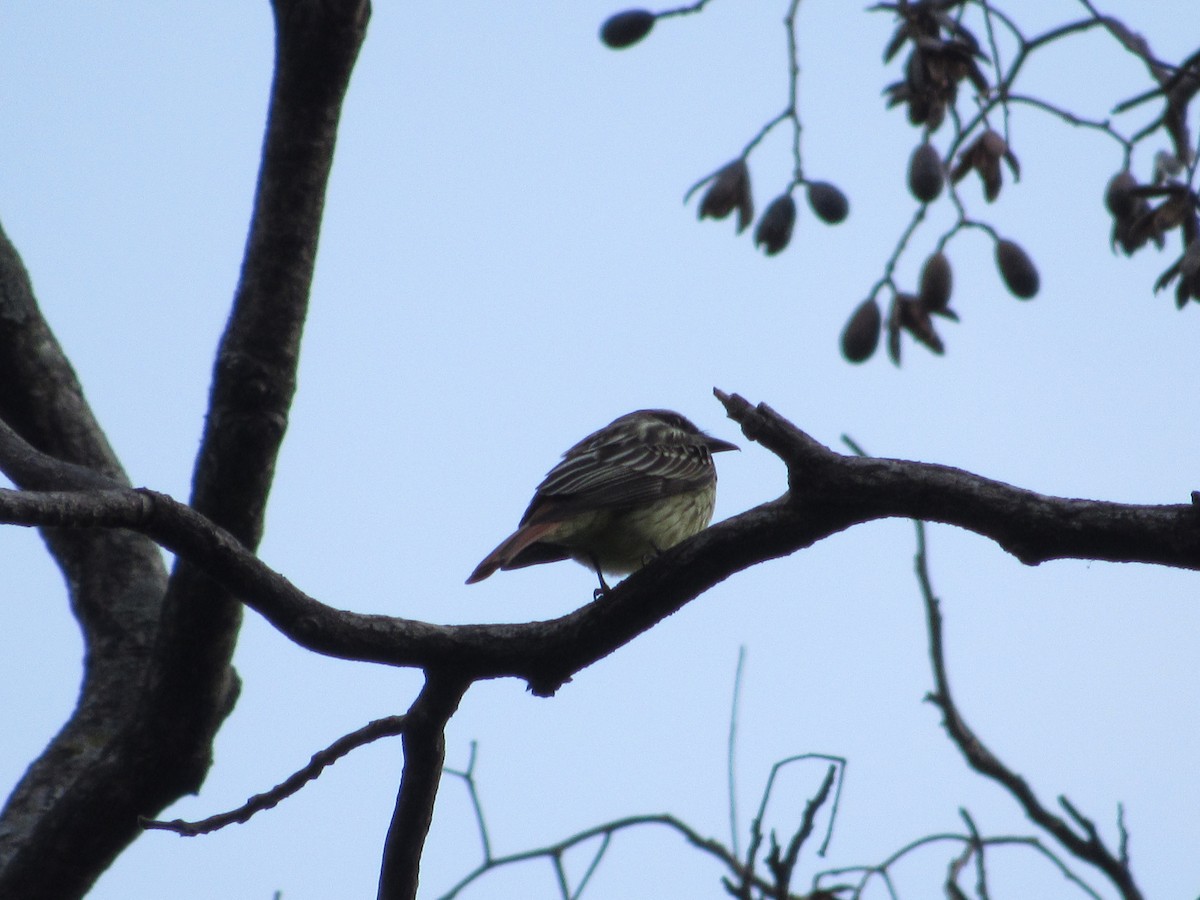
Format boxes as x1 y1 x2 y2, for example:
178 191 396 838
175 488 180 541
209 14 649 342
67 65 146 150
521 439 714 525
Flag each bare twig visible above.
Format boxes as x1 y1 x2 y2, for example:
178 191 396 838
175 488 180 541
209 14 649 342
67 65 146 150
728 646 747 859
914 520 1145 900
438 812 755 900
443 742 493 863
0 2 371 896
142 716 408 836
815 830 1104 900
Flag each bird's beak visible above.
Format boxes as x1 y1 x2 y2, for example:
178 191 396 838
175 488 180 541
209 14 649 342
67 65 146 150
706 436 739 454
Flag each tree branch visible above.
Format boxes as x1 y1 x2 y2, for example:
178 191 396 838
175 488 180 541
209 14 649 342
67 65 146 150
142 715 409 837
0 390 1193 708
0 146 169 900
377 672 470 900
138 0 372 807
913 519 1144 900
0 2 371 897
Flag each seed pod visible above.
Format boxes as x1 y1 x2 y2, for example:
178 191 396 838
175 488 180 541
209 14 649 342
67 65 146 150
806 181 849 224
908 142 944 203
754 194 797 256
995 239 1039 299
599 10 656 48
896 293 944 355
1104 171 1138 219
918 252 953 312
699 159 754 233
841 297 882 363
1179 237 1200 307
886 295 903 365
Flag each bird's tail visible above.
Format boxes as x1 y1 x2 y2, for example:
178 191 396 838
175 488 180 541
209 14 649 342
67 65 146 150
465 520 562 584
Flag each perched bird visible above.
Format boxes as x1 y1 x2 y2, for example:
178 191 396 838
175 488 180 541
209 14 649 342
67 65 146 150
466 409 738 592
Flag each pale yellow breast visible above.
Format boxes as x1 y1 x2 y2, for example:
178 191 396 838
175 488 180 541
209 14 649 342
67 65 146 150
551 487 717 575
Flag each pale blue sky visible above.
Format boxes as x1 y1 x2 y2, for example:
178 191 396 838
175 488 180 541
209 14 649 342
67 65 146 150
1 2 1198 898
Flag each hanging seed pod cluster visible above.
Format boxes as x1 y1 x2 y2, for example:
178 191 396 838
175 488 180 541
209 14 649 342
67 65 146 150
1104 165 1200 308
841 0 1048 365
599 6 851 269
597 1 1200 368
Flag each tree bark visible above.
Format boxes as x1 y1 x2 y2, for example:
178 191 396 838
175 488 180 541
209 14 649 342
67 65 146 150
0 1 370 896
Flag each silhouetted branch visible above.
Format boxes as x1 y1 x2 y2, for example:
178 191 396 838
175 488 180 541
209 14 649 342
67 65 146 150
440 757 839 900
727 646 747 859
913 519 1145 900
0 1 372 896
815 829 1104 900
0 390 1198 703
632 1 1200 360
379 672 470 900
143 716 408 836
443 742 493 863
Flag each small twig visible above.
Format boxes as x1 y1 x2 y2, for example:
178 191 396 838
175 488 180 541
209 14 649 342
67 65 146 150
1117 803 1132 871
657 0 716 19
975 0 1011 141
1005 93 1131 150
728 646 747 859
959 809 991 900
141 715 408 836
443 741 492 862
865 204 929 302
771 764 838 897
816 831 1104 900
946 839 973 900
438 812 773 900
572 833 613 900
747 754 847 870
741 109 791 159
551 853 570 900
784 0 804 185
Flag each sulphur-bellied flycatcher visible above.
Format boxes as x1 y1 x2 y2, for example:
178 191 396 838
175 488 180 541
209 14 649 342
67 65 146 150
466 409 737 590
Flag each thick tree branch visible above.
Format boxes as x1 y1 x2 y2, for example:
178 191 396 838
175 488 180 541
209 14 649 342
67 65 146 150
0 2 371 897
141 0 373 805
0 391 1194 707
0 223 129 487
0 185 168 899
377 673 470 900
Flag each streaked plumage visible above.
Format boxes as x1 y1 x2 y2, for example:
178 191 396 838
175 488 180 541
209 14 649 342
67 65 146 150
466 409 737 588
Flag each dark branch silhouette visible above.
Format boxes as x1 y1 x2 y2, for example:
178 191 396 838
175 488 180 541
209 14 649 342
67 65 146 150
0 390 1196 700
0 0 370 896
1 2 1196 898
142 716 408 837
914 519 1143 899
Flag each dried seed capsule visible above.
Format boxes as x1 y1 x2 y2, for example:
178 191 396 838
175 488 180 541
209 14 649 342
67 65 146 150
1104 171 1138 219
896 293 944 355
918 251 953 312
908 142 944 203
995 239 1039 299
754 194 797 256
841 297 882 363
886 295 902 365
806 181 849 224
600 9 655 49
699 159 754 233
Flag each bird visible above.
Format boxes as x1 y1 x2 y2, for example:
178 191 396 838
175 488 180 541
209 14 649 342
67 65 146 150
466 409 738 592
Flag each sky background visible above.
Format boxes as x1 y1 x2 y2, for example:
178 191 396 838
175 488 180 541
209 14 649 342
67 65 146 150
1 2 1199 898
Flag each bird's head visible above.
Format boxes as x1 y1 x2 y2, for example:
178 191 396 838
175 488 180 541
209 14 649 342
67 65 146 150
617 409 739 454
